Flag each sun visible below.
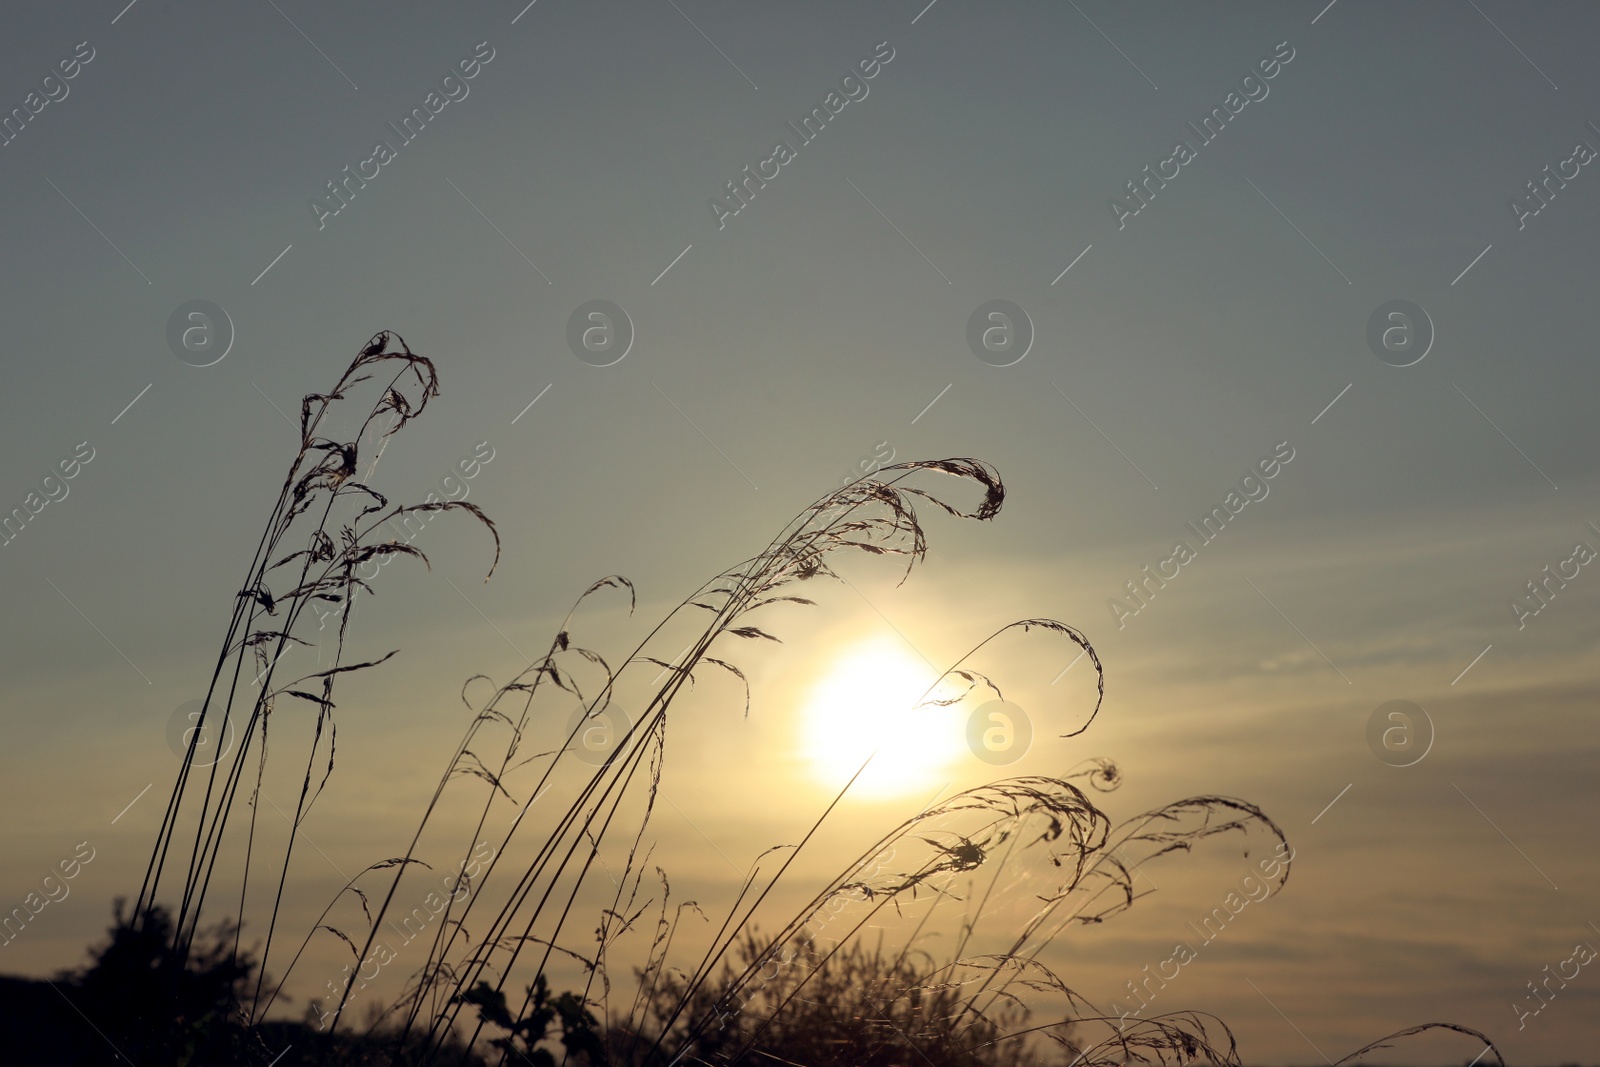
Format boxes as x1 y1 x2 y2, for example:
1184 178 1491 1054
798 638 963 798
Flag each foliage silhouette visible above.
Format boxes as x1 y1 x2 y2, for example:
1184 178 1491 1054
61 335 1507 1067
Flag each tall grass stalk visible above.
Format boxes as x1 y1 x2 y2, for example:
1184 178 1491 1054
127 339 1506 1067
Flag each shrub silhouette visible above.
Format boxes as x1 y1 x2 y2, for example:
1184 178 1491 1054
623 929 1038 1067
455 973 605 1066
74 900 256 1063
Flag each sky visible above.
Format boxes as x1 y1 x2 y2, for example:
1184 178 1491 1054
2 0 1600 1062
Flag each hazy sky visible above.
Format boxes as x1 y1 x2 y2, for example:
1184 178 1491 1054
3 1 1600 1062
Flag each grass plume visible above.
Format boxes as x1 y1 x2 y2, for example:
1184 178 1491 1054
77 337 1509 1067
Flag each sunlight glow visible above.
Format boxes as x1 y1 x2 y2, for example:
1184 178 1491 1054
798 638 962 798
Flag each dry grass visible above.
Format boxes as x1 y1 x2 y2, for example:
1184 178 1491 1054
109 337 1505 1067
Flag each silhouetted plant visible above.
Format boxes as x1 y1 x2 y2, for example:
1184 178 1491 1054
73 900 256 1063
104 335 1508 1067
623 928 1038 1067
455 973 604 1066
